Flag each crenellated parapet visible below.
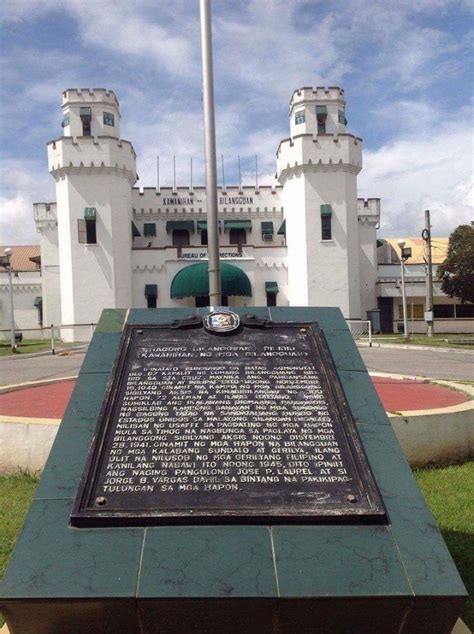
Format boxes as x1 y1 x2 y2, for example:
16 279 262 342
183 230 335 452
62 88 120 108
33 202 57 232
358 198 381 225
47 136 137 184
277 133 362 182
61 87 121 138
290 86 345 108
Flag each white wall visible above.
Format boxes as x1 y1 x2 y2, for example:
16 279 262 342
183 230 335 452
278 133 363 318
0 273 42 336
49 135 136 327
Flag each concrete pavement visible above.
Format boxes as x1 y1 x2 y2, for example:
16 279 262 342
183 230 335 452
0 344 472 386
0 351 85 386
360 346 473 382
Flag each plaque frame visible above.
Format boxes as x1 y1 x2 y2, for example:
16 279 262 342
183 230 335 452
71 318 387 527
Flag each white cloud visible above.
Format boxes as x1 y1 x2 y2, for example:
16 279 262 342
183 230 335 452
66 0 198 78
0 161 54 245
359 115 473 237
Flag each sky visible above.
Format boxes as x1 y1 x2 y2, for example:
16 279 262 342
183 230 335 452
1 0 473 245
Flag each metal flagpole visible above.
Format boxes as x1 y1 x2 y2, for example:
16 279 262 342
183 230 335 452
238 155 242 193
173 156 176 193
199 0 221 307
156 156 160 194
221 155 226 193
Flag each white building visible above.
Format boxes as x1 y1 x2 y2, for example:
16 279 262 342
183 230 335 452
0 246 42 335
376 238 474 334
30 85 381 334
3 86 470 340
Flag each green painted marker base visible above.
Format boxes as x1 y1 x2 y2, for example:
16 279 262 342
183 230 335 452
0 308 466 634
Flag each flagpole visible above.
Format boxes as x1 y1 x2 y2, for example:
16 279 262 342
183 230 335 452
199 0 221 308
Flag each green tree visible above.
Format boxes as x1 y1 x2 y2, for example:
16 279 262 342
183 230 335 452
438 224 474 303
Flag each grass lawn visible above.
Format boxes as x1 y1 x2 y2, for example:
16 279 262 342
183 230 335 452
0 339 52 357
414 462 474 628
0 465 472 628
372 334 474 350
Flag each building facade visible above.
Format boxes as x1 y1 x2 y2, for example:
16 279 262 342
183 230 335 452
377 238 474 334
30 85 382 336
3 86 471 339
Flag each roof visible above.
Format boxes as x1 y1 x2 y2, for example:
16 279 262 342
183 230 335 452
0 246 41 271
382 238 448 265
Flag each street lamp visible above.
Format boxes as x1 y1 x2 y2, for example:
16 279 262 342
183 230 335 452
3 248 16 352
397 240 411 341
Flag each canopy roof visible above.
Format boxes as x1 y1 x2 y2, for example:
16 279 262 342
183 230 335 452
170 262 252 298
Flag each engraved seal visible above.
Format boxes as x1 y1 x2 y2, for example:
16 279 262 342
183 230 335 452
203 309 240 333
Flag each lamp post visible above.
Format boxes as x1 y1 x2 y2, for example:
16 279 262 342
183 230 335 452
4 247 16 352
397 240 410 341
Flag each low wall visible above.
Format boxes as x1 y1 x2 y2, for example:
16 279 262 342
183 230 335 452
0 416 59 474
388 383 474 467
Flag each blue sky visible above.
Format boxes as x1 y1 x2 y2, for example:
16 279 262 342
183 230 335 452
1 0 472 244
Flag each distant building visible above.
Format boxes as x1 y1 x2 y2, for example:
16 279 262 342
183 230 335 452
0 246 42 332
1 87 472 338
376 238 473 334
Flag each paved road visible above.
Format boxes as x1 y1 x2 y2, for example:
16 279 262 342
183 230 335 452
0 345 473 386
0 351 85 386
360 346 474 382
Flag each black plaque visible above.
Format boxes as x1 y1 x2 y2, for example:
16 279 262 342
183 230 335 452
71 318 387 526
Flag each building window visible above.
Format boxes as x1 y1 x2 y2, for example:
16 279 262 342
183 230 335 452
295 110 305 125
145 284 157 308
399 304 424 319
201 229 208 245
338 110 347 125
61 113 70 128
266 293 277 307
103 112 115 126
80 107 92 136
34 296 43 326
261 222 274 241
172 229 190 246
265 281 278 306
143 223 156 237
229 228 246 245
78 219 97 244
316 105 327 134
321 216 332 240
433 304 455 319
455 304 474 318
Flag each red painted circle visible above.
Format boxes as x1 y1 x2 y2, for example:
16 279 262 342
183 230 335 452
0 376 468 420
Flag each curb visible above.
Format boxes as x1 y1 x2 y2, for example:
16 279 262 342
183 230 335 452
369 342 474 354
0 376 78 395
0 345 87 361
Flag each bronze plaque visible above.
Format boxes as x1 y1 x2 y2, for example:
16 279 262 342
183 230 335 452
71 317 386 526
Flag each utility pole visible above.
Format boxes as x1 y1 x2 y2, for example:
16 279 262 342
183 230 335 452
199 0 221 307
422 209 434 336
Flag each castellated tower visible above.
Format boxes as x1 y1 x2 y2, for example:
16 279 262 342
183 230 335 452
277 87 362 318
48 88 137 327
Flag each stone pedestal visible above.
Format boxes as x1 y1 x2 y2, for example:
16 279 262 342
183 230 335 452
0 307 467 633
